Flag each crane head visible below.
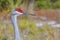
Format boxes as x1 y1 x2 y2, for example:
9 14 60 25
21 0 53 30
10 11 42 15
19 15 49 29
10 8 23 16
10 8 36 16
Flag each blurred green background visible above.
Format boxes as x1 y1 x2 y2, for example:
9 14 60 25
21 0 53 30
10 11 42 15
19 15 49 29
0 0 60 12
0 0 60 40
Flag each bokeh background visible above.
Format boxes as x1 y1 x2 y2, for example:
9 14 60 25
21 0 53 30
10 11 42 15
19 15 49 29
0 0 60 40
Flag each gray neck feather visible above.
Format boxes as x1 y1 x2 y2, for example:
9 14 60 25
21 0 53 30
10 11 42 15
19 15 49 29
11 15 20 40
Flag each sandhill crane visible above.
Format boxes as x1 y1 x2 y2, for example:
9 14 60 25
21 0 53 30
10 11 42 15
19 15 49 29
10 8 23 40
10 8 35 40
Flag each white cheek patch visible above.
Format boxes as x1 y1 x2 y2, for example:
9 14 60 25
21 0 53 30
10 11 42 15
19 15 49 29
16 11 23 15
19 12 23 15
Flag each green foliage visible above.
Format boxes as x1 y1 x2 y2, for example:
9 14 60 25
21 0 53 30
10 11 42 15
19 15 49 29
35 1 51 9
0 0 10 9
7 0 22 9
34 0 60 9
53 1 60 8
18 19 35 30
50 0 58 2
0 0 22 12
0 0 60 12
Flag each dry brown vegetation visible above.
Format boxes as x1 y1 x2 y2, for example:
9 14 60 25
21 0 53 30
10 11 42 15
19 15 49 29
0 9 60 20
34 9 60 21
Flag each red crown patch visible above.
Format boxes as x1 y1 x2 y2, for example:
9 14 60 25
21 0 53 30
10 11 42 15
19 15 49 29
15 8 23 13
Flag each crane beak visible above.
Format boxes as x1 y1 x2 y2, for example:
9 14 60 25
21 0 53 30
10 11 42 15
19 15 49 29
28 12 36 16
23 11 36 16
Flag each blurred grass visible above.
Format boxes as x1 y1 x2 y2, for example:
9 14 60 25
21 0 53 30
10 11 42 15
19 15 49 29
0 18 57 40
0 0 60 40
